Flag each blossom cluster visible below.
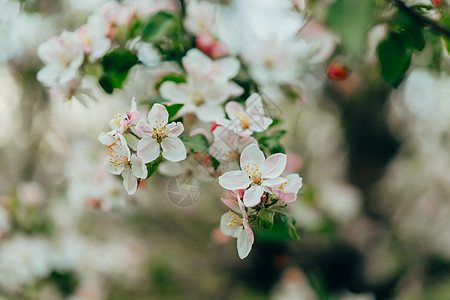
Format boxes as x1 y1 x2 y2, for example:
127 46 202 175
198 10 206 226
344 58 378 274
36 0 314 260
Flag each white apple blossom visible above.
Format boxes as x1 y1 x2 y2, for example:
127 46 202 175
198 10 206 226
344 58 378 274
136 103 186 163
209 125 257 165
271 173 303 203
98 133 147 195
159 76 229 122
220 192 254 259
37 31 84 87
184 0 216 36
98 1 136 39
217 93 272 136
77 15 111 62
219 144 287 207
108 98 139 135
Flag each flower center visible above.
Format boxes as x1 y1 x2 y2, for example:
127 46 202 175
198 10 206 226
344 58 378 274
111 111 123 128
243 163 261 183
152 120 168 140
192 93 205 106
225 211 243 227
237 112 250 129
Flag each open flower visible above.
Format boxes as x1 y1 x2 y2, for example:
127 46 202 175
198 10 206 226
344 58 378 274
98 133 147 195
217 93 273 136
271 173 303 203
220 192 254 259
77 15 111 62
108 98 139 136
218 144 287 207
136 103 186 163
37 31 84 87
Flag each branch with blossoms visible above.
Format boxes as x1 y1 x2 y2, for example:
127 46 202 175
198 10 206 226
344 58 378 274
36 1 304 259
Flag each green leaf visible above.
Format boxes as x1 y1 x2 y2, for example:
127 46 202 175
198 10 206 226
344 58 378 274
395 11 425 51
156 73 186 89
164 103 184 121
99 50 138 93
289 224 300 240
280 213 300 240
377 32 412 87
84 63 103 79
440 13 450 54
142 11 179 43
327 0 374 55
257 208 275 230
146 155 162 179
180 134 209 154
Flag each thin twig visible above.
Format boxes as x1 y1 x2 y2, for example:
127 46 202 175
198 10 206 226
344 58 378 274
389 0 450 38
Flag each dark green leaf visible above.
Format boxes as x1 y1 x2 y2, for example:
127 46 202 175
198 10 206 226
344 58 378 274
142 12 179 43
99 50 138 93
155 73 186 89
164 103 184 121
377 32 412 87
257 208 275 230
146 155 162 179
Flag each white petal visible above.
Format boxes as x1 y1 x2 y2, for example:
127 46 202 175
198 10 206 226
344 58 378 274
228 81 244 97
166 122 184 137
137 138 160 163
135 120 153 138
160 81 191 103
240 144 265 170
98 132 116 146
122 167 137 195
216 57 240 79
218 170 251 190
131 154 147 179
161 137 186 162
245 93 264 115
196 104 225 122
263 177 287 187
202 81 229 103
261 153 287 178
147 103 168 125
285 174 303 194
248 116 272 132
104 157 124 175
237 229 252 259
225 101 244 118
220 212 242 238
243 185 264 207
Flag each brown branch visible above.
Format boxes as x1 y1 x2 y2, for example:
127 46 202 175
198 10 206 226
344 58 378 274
390 0 450 38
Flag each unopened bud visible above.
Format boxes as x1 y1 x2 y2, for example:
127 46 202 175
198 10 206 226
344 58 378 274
326 62 349 81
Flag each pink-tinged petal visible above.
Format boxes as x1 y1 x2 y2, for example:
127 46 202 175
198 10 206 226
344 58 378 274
131 154 147 179
218 170 251 190
216 57 240 79
245 225 254 244
228 81 244 97
126 110 139 124
122 167 137 195
135 120 153 138
237 229 252 259
220 212 242 238
276 190 297 203
137 138 160 163
225 101 244 118
147 103 168 126
161 137 186 162
240 144 265 170
243 185 264 207
190 128 210 141
284 174 303 194
159 81 191 103
98 132 116 146
221 198 240 213
104 157 124 175
261 153 287 178
166 122 184 137
263 177 287 187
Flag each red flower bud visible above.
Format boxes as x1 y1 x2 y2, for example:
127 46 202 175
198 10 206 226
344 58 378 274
326 62 349 81
210 121 220 133
195 32 228 59
431 0 442 6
